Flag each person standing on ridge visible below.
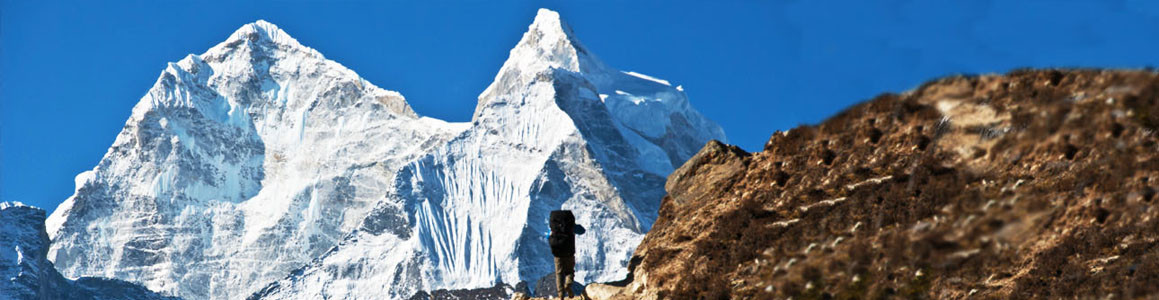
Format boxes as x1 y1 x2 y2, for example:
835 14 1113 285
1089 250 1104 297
549 210 585 299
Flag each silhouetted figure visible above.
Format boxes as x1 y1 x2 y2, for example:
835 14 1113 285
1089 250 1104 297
549 210 585 299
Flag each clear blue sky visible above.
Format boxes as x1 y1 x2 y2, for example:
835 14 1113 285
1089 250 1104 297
4 0 1159 210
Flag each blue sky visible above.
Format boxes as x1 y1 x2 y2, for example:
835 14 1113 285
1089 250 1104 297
4 0 1159 210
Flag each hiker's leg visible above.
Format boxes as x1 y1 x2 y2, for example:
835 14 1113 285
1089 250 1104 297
566 274 575 297
555 257 566 298
565 256 576 297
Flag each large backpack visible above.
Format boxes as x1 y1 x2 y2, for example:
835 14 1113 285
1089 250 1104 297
549 210 575 235
549 233 575 257
549 210 576 257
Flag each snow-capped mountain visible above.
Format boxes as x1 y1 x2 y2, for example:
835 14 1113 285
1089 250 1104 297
46 8 724 300
1 202 176 300
252 9 724 299
46 21 465 299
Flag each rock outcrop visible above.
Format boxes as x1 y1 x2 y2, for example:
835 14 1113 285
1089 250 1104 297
611 69 1159 299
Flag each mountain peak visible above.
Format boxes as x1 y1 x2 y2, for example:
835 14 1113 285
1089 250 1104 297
524 9 592 68
474 9 603 116
200 19 312 62
226 20 303 48
529 9 569 38
506 8 592 72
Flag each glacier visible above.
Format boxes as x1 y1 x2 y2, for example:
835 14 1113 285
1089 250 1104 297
45 8 725 300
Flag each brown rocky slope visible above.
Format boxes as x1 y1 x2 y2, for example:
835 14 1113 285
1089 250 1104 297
598 69 1159 299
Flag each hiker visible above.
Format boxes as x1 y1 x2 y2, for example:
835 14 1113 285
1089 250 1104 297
549 210 585 299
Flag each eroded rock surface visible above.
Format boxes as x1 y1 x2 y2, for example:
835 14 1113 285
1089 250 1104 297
613 69 1159 299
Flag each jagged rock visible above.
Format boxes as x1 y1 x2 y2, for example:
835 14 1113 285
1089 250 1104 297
665 140 750 206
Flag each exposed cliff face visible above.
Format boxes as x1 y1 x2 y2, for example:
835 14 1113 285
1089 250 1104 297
615 69 1159 299
1 202 177 300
